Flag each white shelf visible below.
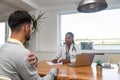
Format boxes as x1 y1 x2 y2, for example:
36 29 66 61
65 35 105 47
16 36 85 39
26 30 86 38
81 50 120 54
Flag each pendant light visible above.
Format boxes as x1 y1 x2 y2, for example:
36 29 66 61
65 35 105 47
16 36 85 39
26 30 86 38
77 0 108 13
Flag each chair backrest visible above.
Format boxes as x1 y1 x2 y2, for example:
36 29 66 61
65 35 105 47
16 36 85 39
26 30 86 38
108 55 120 64
0 75 11 80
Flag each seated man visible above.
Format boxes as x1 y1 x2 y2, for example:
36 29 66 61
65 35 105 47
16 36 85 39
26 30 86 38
0 10 59 80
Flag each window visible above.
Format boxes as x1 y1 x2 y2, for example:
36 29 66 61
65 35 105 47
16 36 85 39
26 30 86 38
0 22 5 47
61 9 120 45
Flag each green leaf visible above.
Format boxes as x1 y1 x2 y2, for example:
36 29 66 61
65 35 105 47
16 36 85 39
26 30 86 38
95 59 103 66
32 12 44 33
23 41 30 48
37 13 44 21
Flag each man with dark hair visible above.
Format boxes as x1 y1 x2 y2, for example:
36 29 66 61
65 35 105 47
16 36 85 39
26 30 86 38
0 10 58 80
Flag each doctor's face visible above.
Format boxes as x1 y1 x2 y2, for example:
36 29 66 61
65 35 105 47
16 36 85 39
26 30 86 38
65 34 73 45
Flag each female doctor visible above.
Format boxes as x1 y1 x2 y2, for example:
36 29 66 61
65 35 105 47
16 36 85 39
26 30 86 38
52 32 80 64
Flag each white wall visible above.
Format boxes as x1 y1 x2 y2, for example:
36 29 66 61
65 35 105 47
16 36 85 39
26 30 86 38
29 10 58 61
35 10 58 61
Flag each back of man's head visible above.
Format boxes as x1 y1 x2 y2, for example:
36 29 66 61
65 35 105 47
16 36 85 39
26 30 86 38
8 10 33 32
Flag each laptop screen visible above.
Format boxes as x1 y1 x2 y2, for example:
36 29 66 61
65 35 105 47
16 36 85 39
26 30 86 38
68 53 94 67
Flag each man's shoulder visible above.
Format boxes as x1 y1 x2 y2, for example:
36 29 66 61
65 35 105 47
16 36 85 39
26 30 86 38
3 42 29 57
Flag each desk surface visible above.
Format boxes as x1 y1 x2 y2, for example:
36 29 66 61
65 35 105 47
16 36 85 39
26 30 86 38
37 61 120 80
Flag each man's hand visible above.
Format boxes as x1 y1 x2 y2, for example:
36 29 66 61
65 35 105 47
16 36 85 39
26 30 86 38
28 53 38 67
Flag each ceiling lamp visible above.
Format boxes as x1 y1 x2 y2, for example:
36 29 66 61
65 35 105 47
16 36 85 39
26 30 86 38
77 0 108 13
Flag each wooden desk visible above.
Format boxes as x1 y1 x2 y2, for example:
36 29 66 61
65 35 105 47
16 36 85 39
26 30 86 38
37 61 120 80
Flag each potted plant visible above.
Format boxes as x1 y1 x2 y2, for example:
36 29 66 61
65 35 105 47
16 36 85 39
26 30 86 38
23 12 44 48
32 12 44 33
95 59 103 73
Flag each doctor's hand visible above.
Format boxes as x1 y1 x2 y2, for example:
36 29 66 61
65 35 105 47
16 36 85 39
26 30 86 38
59 59 70 64
51 59 58 63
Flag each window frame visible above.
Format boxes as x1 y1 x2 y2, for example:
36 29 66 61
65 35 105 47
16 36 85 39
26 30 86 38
60 9 120 50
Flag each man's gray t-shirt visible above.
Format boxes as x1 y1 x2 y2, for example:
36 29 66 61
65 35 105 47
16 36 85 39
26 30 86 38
0 41 57 80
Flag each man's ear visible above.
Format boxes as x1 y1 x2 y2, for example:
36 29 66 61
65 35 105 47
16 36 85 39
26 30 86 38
23 24 29 32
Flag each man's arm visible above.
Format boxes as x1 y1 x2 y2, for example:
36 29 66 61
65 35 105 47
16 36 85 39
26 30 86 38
17 56 59 80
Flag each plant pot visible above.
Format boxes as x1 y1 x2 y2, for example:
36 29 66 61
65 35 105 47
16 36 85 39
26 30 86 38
96 65 102 74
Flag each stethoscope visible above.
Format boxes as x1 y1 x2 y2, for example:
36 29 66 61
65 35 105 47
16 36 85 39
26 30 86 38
65 43 76 52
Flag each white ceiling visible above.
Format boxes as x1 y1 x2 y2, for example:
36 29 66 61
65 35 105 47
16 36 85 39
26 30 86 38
29 0 120 9
33 0 80 8
0 0 35 21
0 0 120 21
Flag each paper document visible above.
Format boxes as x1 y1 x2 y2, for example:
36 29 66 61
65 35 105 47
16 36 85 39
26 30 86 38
46 61 62 66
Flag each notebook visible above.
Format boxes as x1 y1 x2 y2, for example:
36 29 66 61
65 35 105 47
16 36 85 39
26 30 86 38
68 53 94 68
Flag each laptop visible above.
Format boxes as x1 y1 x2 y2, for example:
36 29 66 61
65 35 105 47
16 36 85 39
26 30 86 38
68 53 94 68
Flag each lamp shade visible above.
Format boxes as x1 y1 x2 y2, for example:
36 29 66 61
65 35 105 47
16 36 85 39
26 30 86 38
77 0 108 13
